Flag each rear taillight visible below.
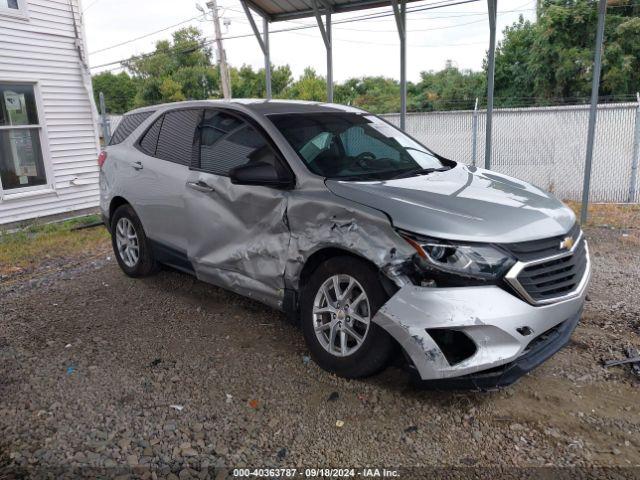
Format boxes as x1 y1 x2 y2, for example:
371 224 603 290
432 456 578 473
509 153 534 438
98 151 107 169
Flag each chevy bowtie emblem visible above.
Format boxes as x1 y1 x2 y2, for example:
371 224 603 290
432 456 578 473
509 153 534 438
560 236 575 250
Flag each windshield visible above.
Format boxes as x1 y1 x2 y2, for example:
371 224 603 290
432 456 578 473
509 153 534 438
269 112 446 180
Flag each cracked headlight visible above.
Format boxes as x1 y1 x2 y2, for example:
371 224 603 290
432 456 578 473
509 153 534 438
400 231 515 281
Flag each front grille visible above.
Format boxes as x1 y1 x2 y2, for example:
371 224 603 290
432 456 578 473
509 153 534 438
504 224 589 304
506 223 581 262
517 237 588 302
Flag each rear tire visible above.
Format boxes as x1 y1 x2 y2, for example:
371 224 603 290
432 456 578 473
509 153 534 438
110 204 158 277
300 256 395 378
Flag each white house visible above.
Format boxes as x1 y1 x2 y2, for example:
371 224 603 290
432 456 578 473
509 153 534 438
0 0 100 225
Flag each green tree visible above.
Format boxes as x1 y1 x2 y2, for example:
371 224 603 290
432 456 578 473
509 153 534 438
335 76 400 113
124 27 219 107
284 68 327 101
495 1 640 104
91 71 138 114
231 64 293 98
411 61 485 111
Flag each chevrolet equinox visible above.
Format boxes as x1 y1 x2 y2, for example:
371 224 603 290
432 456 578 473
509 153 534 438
99 100 590 389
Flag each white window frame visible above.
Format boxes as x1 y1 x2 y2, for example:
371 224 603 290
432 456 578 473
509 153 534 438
0 0 30 21
0 80 56 201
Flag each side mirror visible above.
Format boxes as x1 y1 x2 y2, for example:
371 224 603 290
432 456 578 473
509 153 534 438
229 161 294 189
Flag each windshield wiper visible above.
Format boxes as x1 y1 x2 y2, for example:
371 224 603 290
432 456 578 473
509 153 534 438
388 166 450 180
404 146 433 156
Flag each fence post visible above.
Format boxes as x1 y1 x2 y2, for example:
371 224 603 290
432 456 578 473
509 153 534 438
628 92 640 203
471 97 479 166
99 91 111 145
580 0 607 224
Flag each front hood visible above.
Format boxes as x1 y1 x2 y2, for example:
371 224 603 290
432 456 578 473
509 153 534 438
326 164 576 243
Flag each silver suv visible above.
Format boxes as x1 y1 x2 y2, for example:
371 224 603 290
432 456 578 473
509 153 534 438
99 100 590 389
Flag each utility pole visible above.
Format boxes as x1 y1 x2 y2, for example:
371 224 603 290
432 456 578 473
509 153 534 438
207 0 231 99
536 0 542 21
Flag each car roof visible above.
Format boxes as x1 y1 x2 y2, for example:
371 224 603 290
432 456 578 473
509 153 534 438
125 99 367 117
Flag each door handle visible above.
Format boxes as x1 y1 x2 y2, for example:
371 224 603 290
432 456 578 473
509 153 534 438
131 161 143 170
186 180 215 193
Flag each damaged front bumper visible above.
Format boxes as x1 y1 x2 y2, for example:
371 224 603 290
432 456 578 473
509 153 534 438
372 279 588 389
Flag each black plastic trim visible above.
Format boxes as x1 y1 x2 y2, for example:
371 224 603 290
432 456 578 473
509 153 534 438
282 288 299 324
148 239 195 275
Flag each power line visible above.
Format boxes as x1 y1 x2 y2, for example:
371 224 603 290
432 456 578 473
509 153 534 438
288 29 487 47
89 15 206 55
82 0 102 13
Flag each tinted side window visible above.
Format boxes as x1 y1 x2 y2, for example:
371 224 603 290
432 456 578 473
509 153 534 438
110 111 154 145
199 124 273 176
199 110 242 148
156 109 202 166
139 115 164 156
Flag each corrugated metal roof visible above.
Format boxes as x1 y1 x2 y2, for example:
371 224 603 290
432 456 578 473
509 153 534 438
245 0 421 22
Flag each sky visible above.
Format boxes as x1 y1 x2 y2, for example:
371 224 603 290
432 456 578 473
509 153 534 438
83 0 537 83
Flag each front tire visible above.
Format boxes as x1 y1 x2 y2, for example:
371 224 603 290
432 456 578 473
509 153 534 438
300 256 395 378
110 204 158 277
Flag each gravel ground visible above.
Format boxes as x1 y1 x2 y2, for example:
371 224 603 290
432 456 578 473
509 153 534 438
1 226 639 478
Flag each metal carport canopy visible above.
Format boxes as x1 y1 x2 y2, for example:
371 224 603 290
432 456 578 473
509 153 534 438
245 0 420 22
239 0 433 131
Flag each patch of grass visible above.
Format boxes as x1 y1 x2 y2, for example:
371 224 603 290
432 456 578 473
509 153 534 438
565 201 640 230
0 215 110 277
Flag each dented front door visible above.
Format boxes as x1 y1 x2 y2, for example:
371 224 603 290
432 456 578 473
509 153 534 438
184 112 290 308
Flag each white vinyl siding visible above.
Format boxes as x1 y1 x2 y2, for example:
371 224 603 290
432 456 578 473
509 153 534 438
0 0 100 224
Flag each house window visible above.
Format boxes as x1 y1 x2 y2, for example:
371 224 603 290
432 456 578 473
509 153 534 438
0 0 19 9
0 0 28 19
0 83 48 191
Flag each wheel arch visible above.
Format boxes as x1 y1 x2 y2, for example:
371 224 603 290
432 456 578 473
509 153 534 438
109 196 131 222
298 247 381 291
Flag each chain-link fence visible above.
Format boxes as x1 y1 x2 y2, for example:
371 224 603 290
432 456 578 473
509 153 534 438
98 114 122 144
382 101 640 203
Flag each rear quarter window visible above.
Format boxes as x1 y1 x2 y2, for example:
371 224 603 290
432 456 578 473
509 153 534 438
155 109 202 166
139 115 164 156
109 111 154 145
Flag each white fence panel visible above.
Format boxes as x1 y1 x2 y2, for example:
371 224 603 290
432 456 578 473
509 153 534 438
382 102 640 203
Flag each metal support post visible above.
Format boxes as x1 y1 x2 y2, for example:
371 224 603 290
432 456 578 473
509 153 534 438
240 0 271 99
628 92 640 203
472 97 479 166
391 0 406 130
326 13 333 102
99 91 110 145
485 0 497 170
580 0 607 224
313 0 333 103
264 17 271 99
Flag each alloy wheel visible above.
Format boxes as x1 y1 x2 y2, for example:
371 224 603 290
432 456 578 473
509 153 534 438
115 217 140 268
312 274 371 357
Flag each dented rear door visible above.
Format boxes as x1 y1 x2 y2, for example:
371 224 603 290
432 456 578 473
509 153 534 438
184 110 290 308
